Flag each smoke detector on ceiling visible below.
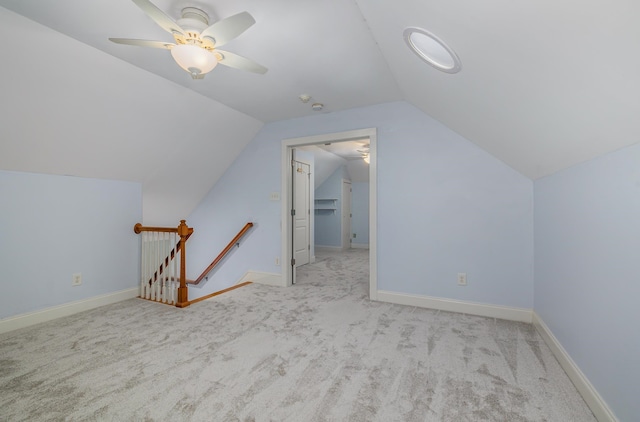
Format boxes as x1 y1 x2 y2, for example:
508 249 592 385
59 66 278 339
312 103 323 111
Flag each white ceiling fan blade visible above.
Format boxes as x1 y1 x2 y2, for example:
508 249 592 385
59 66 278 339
109 38 174 49
216 50 267 74
200 11 255 47
132 0 185 36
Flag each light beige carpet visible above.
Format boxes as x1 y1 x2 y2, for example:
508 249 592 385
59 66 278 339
0 248 595 421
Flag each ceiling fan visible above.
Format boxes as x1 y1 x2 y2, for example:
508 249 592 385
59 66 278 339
109 0 267 79
357 144 370 164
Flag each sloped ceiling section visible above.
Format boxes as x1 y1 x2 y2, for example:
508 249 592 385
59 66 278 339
1 0 640 182
298 140 370 189
355 0 640 179
0 8 263 225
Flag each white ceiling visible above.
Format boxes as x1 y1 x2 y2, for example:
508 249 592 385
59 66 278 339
299 140 370 188
1 0 639 180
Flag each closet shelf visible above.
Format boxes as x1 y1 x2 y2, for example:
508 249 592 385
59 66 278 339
315 198 337 213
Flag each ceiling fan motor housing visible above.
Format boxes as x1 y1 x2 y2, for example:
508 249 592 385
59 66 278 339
179 7 209 28
175 7 210 44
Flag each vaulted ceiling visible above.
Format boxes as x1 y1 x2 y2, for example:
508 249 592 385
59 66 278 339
1 0 639 183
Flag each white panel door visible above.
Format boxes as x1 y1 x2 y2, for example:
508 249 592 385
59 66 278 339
293 160 310 266
342 180 352 250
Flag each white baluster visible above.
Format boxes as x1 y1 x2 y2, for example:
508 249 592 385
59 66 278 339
168 232 173 305
145 239 150 300
172 233 178 305
157 231 162 303
150 231 156 300
140 232 146 297
162 231 168 303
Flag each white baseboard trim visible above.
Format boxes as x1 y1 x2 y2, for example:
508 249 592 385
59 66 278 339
532 313 618 422
376 290 532 323
315 245 342 250
0 288 139 335
237 270 284 287
351 243 369 249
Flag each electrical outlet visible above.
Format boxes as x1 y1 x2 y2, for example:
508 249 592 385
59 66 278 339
457 273 467 286
270 192 280 201
275 256 280 266
72 273 82 286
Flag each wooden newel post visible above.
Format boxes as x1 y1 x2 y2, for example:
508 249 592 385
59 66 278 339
176 219 191 308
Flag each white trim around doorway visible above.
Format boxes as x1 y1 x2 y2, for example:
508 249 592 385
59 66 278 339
280 128 377 300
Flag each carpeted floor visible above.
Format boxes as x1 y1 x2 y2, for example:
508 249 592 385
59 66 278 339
0 248 595 421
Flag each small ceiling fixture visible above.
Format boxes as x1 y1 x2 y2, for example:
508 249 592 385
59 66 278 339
358 145 370 164
403 27 461 74
312 103 323 111
299 94 311 103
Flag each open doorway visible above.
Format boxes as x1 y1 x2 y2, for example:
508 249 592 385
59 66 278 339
280 128 377 300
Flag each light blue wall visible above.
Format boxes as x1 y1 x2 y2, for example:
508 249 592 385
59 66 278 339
0 170 141 319
315 166 349 247
376 104 533 307
186 101 533 309
351 182 369 246
534 143 640 421
185 120 283 296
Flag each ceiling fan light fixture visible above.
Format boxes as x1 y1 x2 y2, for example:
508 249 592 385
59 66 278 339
403 27 461 74
110 2 266 76
170 44 218 78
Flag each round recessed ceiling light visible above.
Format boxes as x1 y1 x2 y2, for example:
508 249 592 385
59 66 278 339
403 27 461 74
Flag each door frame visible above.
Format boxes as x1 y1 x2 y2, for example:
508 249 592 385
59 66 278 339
280 128 378 300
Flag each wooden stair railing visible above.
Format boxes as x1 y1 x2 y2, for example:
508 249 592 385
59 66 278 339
188 222 254 285
133 221 254 307
133 220 193 308
134 226 193 287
